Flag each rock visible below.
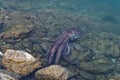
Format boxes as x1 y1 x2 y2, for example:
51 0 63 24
1 44 14 53
35 65 71 80
115 61 120 72
64 46 94 65
0 23 34 39
0 51 3 56
80 32 120 58
2 49 41 76
0 69 21 80
0 52 4 69
78 58 115 73
0 21 6 33
107 72 120 80
95 74 106 80
78 70 96 80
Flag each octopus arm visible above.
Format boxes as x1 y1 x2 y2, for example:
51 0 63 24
63 42 71 56
48 35 66 64
55 37 70 64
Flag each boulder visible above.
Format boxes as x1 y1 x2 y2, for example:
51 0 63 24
2 49 41 76
35 65 71 80
0 24 34 39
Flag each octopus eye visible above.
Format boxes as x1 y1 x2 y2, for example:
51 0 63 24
72 33 76 37
71 32 80 40
73 34 79 39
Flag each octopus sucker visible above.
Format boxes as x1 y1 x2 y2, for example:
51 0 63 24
47 28 81 65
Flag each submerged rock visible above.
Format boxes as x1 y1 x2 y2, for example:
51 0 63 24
2 49 41 76
78 58 115 73
0 69 21 80
78 70 96 80
64 47 94 65
0 24 34 39
107 72 120 80
80 32 120 58
35 65 71 80
0 21 7 33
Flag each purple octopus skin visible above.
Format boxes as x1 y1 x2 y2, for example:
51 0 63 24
47 28 81 65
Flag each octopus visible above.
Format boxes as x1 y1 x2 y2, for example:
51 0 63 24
47 28 81 65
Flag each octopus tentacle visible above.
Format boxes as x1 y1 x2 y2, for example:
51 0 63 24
63 42 71 56
48 35 67 64
55 36 70 64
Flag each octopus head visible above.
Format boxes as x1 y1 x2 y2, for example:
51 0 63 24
66 28 81 41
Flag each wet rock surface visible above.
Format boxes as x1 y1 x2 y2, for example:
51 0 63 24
78 70 96 80
64 47 95 65
2 49 41 76
35 65 71 80
0 69 21 80
78 58 115 73
0 23 34 39
107 72 120 80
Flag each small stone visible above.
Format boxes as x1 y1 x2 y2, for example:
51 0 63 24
107 72 120 80
78 70 95 80
95 74 106 80
35 65 70 80
2 49 41 76
0 69 21 80
115 61 120 72
0 51 3 56
1 44 14 53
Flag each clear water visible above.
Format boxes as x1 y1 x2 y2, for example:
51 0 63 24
0 0 120 80
1 0 120 34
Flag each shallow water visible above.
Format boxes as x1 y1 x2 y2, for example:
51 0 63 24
0 0 120 80
0 0 120 34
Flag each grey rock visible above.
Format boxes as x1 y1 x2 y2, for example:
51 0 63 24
64 47 94 65
107 72 120 80
0 69 21 80
78 70 96 80
78 58 115 73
